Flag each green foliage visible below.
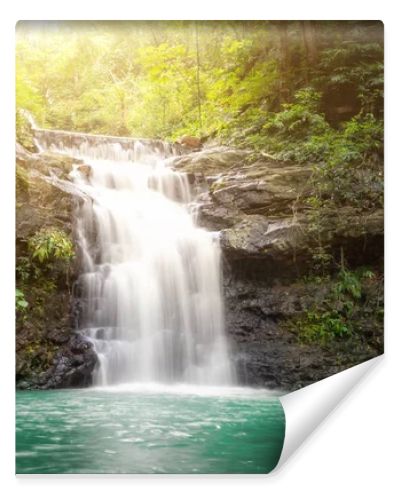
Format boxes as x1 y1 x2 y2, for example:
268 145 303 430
292 268 380 344
237 86 383 171
28 229 74 264
298 311 349 344
305 112 383 255
253 88 332 161
16 256 32 283
317 42 383 116
16 230 74 323
16 22 380 142
16 288 28 312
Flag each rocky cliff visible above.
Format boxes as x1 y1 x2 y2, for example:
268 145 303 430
16 145 97 389
171 147 383 273
16 140 384 392
171 146 384 390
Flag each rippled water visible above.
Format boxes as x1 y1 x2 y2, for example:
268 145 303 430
16 387 285 474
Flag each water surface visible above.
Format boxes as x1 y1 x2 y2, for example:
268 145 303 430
16 387 285 474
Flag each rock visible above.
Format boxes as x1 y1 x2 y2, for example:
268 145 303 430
77 164 92 180
16 380 31 390
16 148 78 240
16 142 30 164
171 147 383 274
195 192 242 230
172 146 249 176
71 354 85 366
171 146 384 390
177 136 202 150
22 333 98 390
221 215 302 258
224 275 381 390
47 327 70 344
70 335 93 354
46 334 98 388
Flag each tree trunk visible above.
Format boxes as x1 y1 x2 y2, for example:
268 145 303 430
277 21 290 104
302 21 318 66
195 22 202 130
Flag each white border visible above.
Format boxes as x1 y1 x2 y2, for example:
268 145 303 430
2 2 398 498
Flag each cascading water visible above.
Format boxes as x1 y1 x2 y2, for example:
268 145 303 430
37 132 235 387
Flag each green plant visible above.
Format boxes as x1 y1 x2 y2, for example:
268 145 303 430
297 310 349 344
28 229 74 264
317 43 383 117
237 87 334 160
334 268 362 301
16 230 74 326
291 268 378 345
16 288 28 312
16 256 32 283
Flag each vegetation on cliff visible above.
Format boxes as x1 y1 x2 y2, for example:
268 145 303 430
287 268 383 348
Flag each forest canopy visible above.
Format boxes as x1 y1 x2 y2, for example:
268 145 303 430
16 20 383 146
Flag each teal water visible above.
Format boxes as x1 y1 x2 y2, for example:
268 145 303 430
16 386 285 474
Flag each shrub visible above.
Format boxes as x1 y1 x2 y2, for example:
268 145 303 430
28 229 74 264
291 268 379 345
16 288 29 312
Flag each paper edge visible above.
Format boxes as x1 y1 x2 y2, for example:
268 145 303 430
275 354 383 471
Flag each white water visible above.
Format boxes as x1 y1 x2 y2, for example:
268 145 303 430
39 135 235 386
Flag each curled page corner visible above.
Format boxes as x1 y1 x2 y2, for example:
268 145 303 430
276 355 383 470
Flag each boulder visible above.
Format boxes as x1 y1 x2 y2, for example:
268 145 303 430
177 136 202 150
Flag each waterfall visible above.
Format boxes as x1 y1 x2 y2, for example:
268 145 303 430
36 131 235 386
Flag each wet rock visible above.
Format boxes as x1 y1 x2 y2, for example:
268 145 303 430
95 328 105 340
16 380 31 390
47 328 71 344
29 334 98 389
70 335 94 354
224 276 381 390
77 164 92 180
